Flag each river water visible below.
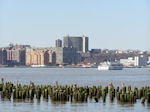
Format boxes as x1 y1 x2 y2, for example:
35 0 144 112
0 68 150 112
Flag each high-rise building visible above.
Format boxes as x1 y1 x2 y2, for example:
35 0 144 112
63 35 89 53
82 36 89 53
56 39 62 47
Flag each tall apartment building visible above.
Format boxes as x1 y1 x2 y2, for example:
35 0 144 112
82 36 89 53
56 39 62 47
63 35 89 53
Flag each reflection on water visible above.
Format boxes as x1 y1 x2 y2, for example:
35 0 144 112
0 97 150 112
0 68 150 112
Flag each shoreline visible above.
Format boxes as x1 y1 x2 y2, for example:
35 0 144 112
0 65 150 68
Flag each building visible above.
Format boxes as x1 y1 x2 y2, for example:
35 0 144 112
148 56 150 64
2 48 7 65
134 55 147 67
0 48 2 65
47 47 63 65
14 45 31 49
7 49 19 62
25 49 45 66
63 35 89 53
56 39 62 47
120 55 147 67
63 36 83 51
0 44 31 66
102 49 109 54
20 49 26 65
5 48 26 65
25 47 78 66
116 50 123 54
63 47 78 65
44 50 56 65
47 47 78 65
90 49 101 54
82 36 89 53
120 57 135 67
3 44 30 66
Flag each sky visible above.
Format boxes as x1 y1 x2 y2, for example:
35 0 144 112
0 0 150 50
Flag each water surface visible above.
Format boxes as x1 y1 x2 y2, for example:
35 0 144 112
0 68 150 112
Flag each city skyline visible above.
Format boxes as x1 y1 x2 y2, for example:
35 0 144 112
0 39 150 52
0 0 150 50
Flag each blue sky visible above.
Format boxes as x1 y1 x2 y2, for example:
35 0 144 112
0 0 150 50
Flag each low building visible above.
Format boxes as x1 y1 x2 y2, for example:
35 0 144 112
116 50 123 54
120 57 135 67
90 49 101 54
25 49 45 66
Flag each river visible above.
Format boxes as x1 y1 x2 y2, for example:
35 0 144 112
0 68 150 112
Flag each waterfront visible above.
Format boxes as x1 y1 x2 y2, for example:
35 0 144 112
0 68 150 112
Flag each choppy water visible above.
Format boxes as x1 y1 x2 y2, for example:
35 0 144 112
0 68 150 112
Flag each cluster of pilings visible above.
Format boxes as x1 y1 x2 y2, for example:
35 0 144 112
0 80 150 105
108 84 150 105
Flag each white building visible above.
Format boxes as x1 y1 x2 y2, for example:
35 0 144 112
120 57 135 67
147 56 150 64
120 55 147 67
